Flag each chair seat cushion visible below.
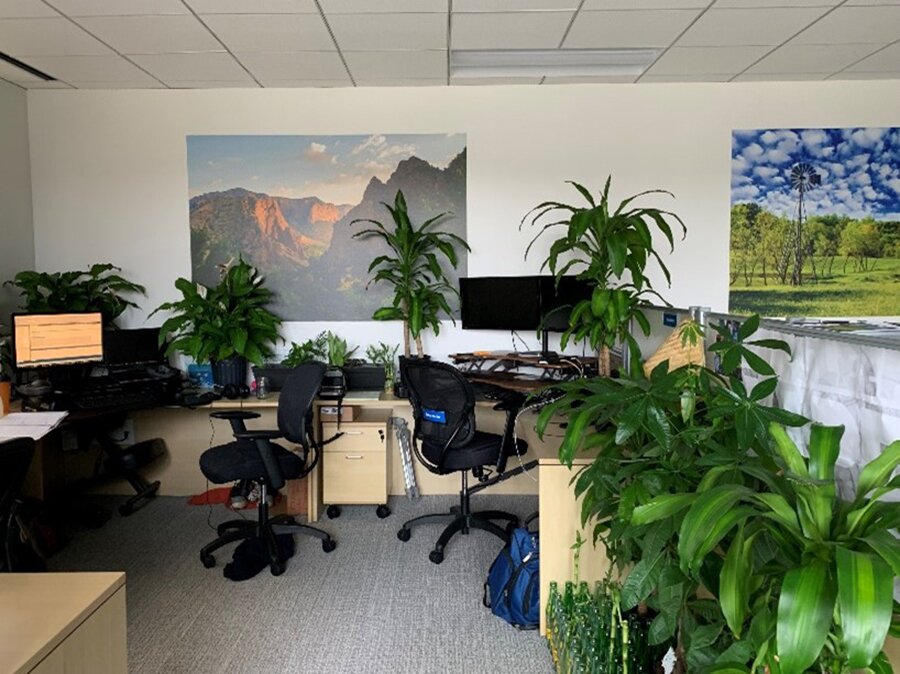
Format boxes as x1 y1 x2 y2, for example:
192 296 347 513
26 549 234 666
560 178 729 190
422 431 527 474
199 441 304 484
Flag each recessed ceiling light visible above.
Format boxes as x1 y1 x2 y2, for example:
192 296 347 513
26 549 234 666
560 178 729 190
450 49 659 79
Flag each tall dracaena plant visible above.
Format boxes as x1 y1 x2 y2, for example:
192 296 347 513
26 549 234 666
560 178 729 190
353 190 470 358
653 425 900 674
522 177 686 376
535 315 808 672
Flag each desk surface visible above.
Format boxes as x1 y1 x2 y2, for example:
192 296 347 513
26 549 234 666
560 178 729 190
0 571 125 674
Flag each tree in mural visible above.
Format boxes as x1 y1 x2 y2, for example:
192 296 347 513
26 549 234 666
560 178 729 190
788 161 822 286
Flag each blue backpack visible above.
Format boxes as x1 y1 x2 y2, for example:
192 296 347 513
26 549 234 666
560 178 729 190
483 519 539 629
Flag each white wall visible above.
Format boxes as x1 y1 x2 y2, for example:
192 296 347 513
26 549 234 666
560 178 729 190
0 79 34 325
26 80 900 360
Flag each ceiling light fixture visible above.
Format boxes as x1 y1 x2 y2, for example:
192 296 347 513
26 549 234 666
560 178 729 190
450 48 659 79
0 52 56 82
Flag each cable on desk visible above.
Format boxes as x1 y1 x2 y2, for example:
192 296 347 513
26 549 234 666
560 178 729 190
510 389 566 483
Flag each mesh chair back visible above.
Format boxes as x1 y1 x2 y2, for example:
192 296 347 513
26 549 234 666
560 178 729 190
278 361 327 444
0 438 35 512
401 359 475 449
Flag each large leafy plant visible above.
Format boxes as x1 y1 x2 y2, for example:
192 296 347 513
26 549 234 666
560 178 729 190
152 260 281 366
282 332 328 367
523 177 685 375
663 424 899 674
536 315 807 671
353 190 470 358
324 332 357 368
5 263 145 326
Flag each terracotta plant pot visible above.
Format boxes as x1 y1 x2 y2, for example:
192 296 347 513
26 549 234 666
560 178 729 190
0 380 11 416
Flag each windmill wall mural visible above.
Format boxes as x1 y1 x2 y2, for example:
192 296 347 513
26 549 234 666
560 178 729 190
187 134 467 321
729 127 900 317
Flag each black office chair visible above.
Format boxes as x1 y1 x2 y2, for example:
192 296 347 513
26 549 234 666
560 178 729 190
397 359 527 564
1 437 39 572
198 361 336 576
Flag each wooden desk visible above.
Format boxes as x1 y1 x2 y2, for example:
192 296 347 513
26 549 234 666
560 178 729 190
0 572 127 674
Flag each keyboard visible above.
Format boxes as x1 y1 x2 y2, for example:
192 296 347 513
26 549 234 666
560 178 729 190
68 378 169 412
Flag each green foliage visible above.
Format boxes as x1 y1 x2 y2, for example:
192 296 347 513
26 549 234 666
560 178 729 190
324 331 357 367
534 315 806 669
0 333 11 381
366 342 399 383
522 177 685 374
840 218 884 272
151 260 281 366
5 263 146 326
670 426 899 674
282 332 328 367
352 190 470 358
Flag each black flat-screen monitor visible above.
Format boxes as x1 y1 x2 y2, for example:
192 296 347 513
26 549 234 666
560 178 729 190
460 276 542 330
103 327 163 366
539 276 594 332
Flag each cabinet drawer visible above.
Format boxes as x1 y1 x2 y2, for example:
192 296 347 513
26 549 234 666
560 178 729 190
323 451 387 504
321 424 386 452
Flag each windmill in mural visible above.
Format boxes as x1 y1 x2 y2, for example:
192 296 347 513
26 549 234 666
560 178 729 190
789 161 822 286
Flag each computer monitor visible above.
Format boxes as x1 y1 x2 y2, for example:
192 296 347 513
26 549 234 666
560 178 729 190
13 312 104 369
103 327 163 367
539 276 594 332
459 276 542 331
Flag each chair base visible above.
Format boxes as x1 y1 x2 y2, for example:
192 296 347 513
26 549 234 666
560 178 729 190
200 484 336 575
397 473 518 564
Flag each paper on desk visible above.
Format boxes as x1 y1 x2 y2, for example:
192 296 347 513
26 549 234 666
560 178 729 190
0 411 69 441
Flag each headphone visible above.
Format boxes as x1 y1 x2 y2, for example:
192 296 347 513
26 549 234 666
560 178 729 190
221 383 250 400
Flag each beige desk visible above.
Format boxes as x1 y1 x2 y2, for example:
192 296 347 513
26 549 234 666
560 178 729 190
0 572 127 674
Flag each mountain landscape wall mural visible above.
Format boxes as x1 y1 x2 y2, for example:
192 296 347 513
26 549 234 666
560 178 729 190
187 134 467 320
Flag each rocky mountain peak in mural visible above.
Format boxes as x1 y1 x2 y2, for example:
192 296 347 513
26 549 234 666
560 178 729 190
190 145 467 321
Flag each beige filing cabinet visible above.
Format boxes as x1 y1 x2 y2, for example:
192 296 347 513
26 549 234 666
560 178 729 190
322 409 392 520
0 572 127 674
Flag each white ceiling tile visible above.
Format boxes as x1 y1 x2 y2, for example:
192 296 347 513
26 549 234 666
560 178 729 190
24 54 159 81
830 70 900 79
16 79 74 88
76 15 222 53
0 17 111 55
202 14 333 52
640 73 733 81
319 0 446 12
49 0 189 16
131 52 254 81
0 1 59 18
544 74 637 82
844 0 900 5
583 0 708 8
356 78 447 86
452 11 572 49
451 75 543 84
258 78 350 86
236 51 348 79
712 0 838 7
678 8 830 46
344 50 446 80
186 0 318 12
167 80 260 88
0 58 47 83
793 6 900 44
745 43 881 73
70 80 163 87
733 71 828 80
455 0 580 10
566 10 700 48
646 45 770 74
845 42 900 71
329 13 447 50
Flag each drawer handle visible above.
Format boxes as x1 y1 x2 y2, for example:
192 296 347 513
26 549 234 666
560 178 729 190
345 455 364 460
342 431 364 436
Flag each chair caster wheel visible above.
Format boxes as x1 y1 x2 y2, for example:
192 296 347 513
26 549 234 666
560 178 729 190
322 538 337 553
429 550 444 565
118 504 133 517
397 527 411 542
326 505 341 519
376 504 391 519
200 554 215 569
270 561 286 576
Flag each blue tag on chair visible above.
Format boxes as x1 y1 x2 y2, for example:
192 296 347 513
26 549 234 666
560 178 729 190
422 408 447 424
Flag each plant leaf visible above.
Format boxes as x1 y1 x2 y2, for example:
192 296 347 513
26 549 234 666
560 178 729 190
836 547 894 669
776 559 836 674
857 440 900 501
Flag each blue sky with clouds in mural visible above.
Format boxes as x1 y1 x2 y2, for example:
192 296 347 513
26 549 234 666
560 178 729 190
732 127 900 221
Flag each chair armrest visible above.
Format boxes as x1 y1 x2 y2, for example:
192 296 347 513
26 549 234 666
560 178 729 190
210 410 261 421
233 429 284 441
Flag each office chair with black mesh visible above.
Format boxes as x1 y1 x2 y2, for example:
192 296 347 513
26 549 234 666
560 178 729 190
396 358 527 564
198 361 336 576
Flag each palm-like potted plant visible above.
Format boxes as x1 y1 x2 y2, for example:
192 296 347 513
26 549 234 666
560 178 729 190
152 260 281 388
366 342 400 392
353 190 470 358
523 177 685 375
5 263 146 327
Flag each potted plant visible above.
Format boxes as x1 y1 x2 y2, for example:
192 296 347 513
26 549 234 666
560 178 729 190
251 332 328 392
152 260 281 389
353 189 470 358
319 331 358 399
5 263 146 327
523 177 685 375
365 342 399 393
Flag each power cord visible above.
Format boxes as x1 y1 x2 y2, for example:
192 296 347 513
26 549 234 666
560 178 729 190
510 389 566 483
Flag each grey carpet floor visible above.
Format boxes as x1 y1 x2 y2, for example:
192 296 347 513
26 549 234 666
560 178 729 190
49 494 553 674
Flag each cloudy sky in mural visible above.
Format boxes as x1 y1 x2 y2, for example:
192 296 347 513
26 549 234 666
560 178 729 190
732 127 900 220
187 133 464 204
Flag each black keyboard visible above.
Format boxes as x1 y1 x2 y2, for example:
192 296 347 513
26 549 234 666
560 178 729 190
72 388 163 411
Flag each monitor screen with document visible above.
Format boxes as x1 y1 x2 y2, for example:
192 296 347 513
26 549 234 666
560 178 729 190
13 312 104 368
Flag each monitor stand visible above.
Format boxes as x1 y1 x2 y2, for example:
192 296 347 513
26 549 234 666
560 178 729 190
519 330 559 361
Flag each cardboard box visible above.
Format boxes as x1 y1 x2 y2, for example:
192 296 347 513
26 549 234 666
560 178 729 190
320 405 357 422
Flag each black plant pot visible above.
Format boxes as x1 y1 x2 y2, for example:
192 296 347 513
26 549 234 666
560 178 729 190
212 357 247 389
